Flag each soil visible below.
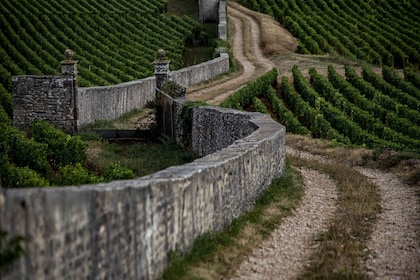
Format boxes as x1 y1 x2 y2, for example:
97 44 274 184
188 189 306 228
188 2 419 279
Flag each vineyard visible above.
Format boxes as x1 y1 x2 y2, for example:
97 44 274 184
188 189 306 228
239 0 420 68
221 67 420 152
0 0 206 113
0 0 210 188
1 0 420 188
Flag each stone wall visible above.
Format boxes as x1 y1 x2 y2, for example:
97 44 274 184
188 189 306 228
171 53 229 88
77 54 229 128
77 77 155 127
0 107 286 280
12 75 77 134
218 1 227 41
199 0 220 22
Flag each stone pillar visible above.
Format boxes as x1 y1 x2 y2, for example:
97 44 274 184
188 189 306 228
61 49 78 76
60 49 79 134
153 49 170 91
153 49 170 139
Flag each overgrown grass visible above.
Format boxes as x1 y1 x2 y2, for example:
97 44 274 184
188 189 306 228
78 108 145 131
288 157 380 279
86 140 198 178
162 162 304 279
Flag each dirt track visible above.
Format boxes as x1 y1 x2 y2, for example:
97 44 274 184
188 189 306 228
188 2 420 279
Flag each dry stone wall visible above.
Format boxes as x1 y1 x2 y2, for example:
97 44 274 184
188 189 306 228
12 75 77 134
77 54 229 128
77 77 155 127
199 0 220 22
0 106 286 280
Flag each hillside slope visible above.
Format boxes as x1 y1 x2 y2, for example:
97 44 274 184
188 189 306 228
179 2 420 279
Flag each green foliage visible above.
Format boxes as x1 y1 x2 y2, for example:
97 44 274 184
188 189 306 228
0 85 12 119
4 128 50 175
104 163 134 181
240 0 420 66
55 163 100 186
220 68 278 109
0 0 208 112
252 97 269 114
382 66 420 100
161 81 186 98
31 121 87 170
345 64 420 125
404 66 420 89
264 86 310 135
0 230 24 270
280 75 350 144
361 65 419 111
3 166 50 188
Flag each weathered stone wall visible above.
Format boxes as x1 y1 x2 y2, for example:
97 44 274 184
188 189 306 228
77 77 155 127
12 75 77 134
77 54 229 128
199 0 220 22
171 53 229 87
0 107 286 280
192 106 258 156
218 1 227 41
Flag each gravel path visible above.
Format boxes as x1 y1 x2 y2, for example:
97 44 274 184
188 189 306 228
355 167 420 280
230 167 338 280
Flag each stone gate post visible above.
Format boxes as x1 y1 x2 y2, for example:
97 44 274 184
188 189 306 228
153 49 170 92
60 49 79 133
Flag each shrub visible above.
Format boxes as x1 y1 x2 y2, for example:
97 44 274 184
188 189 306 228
31 121 87 170
3 166 50 188
56 163 100 186
104 163 134 181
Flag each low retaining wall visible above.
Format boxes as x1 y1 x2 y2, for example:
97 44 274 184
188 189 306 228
77 77 155 127
77 54 229 128
0 107 286 280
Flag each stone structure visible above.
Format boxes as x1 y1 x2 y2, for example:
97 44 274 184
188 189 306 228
0 107 286 280
199 0 220 22
12 51 79 134
12 1 228 132
218 1 227 41
2 6 287 278
12 53 229 131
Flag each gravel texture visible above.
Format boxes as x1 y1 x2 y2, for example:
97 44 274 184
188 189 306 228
355 167 420 280
230 167 338 280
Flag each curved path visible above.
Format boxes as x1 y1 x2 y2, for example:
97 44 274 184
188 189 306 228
355 167 420 279
188 2 420 279
187 2 274 105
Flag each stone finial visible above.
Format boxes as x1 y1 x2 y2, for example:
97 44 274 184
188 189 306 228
157 49 166 61
64 49 74 61
61 49 78 75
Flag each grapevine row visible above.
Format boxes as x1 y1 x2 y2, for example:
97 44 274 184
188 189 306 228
310 68 420 147
0 0 201 91
344 65 420 125
238 0 420 67
382 66 420 100
292 66 408 149
327 65 419 139
280 76 350 143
